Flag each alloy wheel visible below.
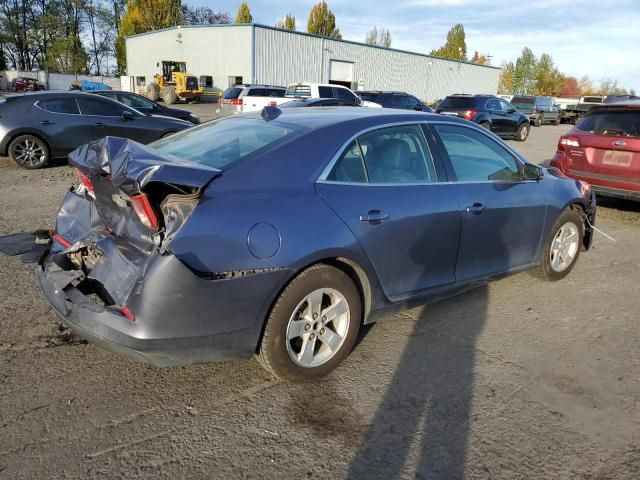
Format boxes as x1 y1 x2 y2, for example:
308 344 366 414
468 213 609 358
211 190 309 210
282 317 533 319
549 222 579 273
286 288 350 368
12 138 46 168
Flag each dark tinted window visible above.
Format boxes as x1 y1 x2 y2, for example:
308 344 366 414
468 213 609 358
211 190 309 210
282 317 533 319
42 97 80 114
511 96 535 105
327 140 367 183
485 98 500 110
359 125 435 184
222 87 243 99
358 93 378 103
577 110 640 137
393 94 408 108
77 96 126 116
434 124 521 182
439 96 474 109
335 87 357 103
117 93 155 110
376 93 394 107
318 86 334 98
535 97 553 107
406 96 421 110
582 96 603 104
246 88 266 97
500 99 514 111
151 117 304 169
266 88 285 97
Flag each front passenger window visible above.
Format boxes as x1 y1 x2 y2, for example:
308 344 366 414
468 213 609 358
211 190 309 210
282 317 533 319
434 124 522 182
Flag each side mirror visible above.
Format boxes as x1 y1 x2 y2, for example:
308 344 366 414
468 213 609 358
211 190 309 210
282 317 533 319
122 110 134 121
507 108 516 114
523 163 543 181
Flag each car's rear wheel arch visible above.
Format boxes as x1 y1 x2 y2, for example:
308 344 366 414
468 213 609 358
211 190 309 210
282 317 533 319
253 257 372 354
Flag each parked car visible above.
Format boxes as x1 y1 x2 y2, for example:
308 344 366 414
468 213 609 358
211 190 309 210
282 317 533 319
0 91 192 169
436 94 530 141
216 84 287 116
510 95 561 127
280 98 361 108
356 91 432 112
285 83 382 108
91 90 201 124
27 107 595 381
551 102 640 200
12 77 45 92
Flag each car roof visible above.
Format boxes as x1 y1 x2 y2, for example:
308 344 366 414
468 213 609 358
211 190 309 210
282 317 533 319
590 101 640 110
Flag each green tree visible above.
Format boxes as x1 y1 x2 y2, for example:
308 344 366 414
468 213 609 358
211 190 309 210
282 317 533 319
365 26 391 47
430 23 467 61
512 47 537 95
498 61 514 94
276 13 295 30
307 1 341 39
235 1 252 23
534 53 563 96
0 44 6 70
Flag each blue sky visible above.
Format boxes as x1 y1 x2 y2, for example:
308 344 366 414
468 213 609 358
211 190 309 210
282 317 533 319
192 0 640 93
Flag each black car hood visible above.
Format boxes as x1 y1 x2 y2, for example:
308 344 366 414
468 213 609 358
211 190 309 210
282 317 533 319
68 136 220 194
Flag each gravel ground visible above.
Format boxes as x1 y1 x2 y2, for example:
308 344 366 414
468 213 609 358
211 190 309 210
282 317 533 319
0 117 639 479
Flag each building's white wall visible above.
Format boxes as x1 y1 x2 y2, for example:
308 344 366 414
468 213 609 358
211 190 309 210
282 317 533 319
124 25 500 102
125 26 253 93
254 27 500 102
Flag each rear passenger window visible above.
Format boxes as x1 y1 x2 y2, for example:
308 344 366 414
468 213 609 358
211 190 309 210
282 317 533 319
77 96 125 116
247 88 265 97
318 86 334 98
266 88 285 97
434 124 521 182
327 141 367 183
41 97 80 114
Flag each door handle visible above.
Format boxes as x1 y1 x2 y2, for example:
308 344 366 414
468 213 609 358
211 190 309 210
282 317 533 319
40 120 54 125
466 203 485 215
94 122 106 127
359 210 389 223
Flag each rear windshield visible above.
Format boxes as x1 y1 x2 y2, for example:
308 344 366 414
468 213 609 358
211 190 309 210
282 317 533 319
150 117 306 169
439 97 474 109
510 96 535 105
222 87 243 99
577 110 640 137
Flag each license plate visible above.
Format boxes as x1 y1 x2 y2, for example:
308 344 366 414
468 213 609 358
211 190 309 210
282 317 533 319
602 150 633 168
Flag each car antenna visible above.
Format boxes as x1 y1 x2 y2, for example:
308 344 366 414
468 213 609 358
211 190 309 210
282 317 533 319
261 106 281 122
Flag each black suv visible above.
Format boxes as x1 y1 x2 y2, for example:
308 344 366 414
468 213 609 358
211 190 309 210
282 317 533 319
436 94 530 141
510 95 560 127
357 91 433 112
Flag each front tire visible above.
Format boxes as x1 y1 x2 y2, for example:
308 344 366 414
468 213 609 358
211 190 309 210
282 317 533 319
162 86 178 104
146 82 160 101
257 264 361 382
515 123 530 141
532 208 584 281
9 135 50 169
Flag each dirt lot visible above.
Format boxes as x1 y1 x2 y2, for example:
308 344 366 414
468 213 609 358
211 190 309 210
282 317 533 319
1 119 639 479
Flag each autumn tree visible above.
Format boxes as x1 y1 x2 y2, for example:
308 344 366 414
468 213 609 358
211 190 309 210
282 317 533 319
430 23 467 61
276 13 295 30
235 1 252 23
365 26 391 47
498 61 514 94
471 51 489 65
578 75 593 95
560 76 580 97
533 53 563 96
307 1 341 38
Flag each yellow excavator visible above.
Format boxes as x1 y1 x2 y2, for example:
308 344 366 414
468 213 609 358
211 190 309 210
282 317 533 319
145 61 203 104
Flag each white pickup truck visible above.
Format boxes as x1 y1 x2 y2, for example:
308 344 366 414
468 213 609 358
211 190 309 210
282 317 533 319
215 82 380 117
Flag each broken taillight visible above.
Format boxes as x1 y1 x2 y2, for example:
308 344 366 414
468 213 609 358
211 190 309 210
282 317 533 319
75 168 94 193
131 193 159 230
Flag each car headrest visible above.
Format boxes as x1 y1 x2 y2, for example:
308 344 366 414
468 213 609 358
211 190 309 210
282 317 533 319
381 139 411 170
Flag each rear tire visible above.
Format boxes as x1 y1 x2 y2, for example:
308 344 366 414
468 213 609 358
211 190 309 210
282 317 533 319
257 264 361 382
9 135 50 169
146 82 160 101
532 208 584 281
554 117 561 126
515 123 530 141
162 86 178 105
534 115 543 127
479 121 491 130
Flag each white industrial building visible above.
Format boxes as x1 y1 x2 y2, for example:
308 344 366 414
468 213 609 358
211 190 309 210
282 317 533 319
124 24 500 102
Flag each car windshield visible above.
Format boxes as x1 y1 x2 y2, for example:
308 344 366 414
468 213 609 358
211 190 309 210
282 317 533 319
150 117 306 169
577 110 640 137
510 96 535 105
439 97 474 109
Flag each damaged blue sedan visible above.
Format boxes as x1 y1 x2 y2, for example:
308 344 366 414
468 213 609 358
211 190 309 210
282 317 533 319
25 107 596 382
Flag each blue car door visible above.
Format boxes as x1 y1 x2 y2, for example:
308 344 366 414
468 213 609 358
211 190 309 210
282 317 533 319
429 122 547 282
316 123 461 300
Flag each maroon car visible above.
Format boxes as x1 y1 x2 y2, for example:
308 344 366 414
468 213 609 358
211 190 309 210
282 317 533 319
551 102 640 200
12 77 45 92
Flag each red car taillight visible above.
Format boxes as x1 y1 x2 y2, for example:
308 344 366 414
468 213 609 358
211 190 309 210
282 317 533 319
463 109 476 121
558 136 580 151
230 98 243 105
131 193 159 230
75 168 94 193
